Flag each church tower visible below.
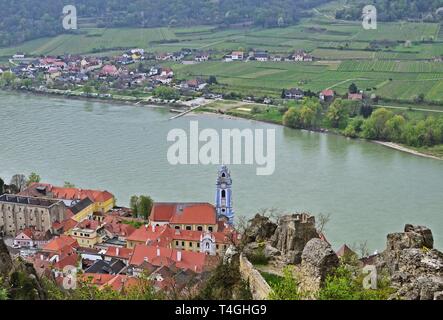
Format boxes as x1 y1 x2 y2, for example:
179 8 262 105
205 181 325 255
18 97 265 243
215 165 234 224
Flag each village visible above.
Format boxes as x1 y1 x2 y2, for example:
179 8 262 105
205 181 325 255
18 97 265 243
0 47 363 108
0 166 239 295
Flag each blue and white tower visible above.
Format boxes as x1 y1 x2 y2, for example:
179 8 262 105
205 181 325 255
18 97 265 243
215 165 234 225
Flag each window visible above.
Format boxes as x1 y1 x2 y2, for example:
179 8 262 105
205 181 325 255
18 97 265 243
208 227 213 232
216 245 219 249
197 226 203 231
197 243 200 248
175 226 180 230
221 190 226 198
175 241 179 246
189 242 193 247
182 241 185 246
186 226 192 231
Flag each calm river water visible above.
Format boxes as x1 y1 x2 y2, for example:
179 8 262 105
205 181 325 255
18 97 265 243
0 91 442 252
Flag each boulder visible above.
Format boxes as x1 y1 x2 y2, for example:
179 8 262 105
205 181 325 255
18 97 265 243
299 238 339 293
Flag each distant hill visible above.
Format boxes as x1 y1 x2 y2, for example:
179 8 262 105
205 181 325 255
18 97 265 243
0 0 330 48
336 0 443 22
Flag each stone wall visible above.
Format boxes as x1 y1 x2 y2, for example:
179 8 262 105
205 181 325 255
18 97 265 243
239 253 273 300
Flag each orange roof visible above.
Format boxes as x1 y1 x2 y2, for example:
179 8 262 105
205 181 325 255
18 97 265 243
150 203 217 225
20 183 114 203
126 225 172 247
42 235 78 253
81 274 139 292
129 244 207 273
104 246 133 260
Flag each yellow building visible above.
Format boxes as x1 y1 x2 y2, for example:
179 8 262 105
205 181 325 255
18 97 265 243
70 198 95 222
69 220 104 248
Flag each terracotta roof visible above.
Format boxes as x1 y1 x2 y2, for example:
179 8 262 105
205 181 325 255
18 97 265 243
81 274 139 292
129 244 207 273
20 183 114 203
104 246 133 260
150 203 217 225
126 225 172 247
42 235 78 253
321 89 334 96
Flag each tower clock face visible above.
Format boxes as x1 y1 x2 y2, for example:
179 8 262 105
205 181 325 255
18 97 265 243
221 183 226 189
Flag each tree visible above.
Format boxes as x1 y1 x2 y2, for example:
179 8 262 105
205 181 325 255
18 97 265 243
1 71 16 86
208 75 218 85
326 99 349 129
10 174 27 192
316 213 331 234
385 115 406 142
130 195 139 217
138 195 153 219
0 178 4 194
283 98 322 130
63 181 76 188
361 108 394 140
348 83 358 94
27 172 41 186
152 86 180 100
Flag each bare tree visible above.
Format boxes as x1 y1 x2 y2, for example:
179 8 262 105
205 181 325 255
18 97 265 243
10 174 27 192
351 241 370 258
316 213 331 234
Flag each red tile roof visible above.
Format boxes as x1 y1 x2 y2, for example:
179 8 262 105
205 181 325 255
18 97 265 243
129 244 207 273
104 246 133 260
126 225 172 247
321 89 334 96
150 203 217 225
42 235 78 253
20 183 114 203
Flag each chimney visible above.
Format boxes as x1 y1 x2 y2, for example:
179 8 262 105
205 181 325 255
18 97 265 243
152 224 155 232
116 248 120 256
156 247 160 257
144 257 148 263
177 250 182 262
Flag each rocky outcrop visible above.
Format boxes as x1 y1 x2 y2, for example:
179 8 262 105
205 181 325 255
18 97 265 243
271 214 319 264
0 238 13 275
379 225 443 300
242 214 277 244
0 238 47 300
298 238 339 293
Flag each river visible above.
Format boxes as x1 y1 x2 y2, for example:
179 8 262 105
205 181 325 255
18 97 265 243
0 91 442 252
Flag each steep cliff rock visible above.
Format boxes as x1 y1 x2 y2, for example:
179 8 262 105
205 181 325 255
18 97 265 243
0 238 13 275
271 214 319 264
379 225 443 300
0 238 47 300
242 214 277 244
298 238 339 293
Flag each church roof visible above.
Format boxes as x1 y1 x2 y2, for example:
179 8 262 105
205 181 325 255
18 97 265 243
150 203 217 225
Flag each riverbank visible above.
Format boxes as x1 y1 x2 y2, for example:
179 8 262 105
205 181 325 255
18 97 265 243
374 141 443 160
192 107 443 161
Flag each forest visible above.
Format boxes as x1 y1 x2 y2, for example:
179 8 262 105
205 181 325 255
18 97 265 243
336 0 443 22
0 0 329 47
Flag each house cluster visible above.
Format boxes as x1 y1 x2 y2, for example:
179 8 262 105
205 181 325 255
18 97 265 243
7 50 179 94
282 87 364 103
224 49 313 62
1 166 236 294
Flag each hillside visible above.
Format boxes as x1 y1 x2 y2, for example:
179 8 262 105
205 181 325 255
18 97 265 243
0 0 330 47
336 0 443 22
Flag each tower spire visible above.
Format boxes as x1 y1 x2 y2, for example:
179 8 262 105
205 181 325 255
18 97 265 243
215 165 234 224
